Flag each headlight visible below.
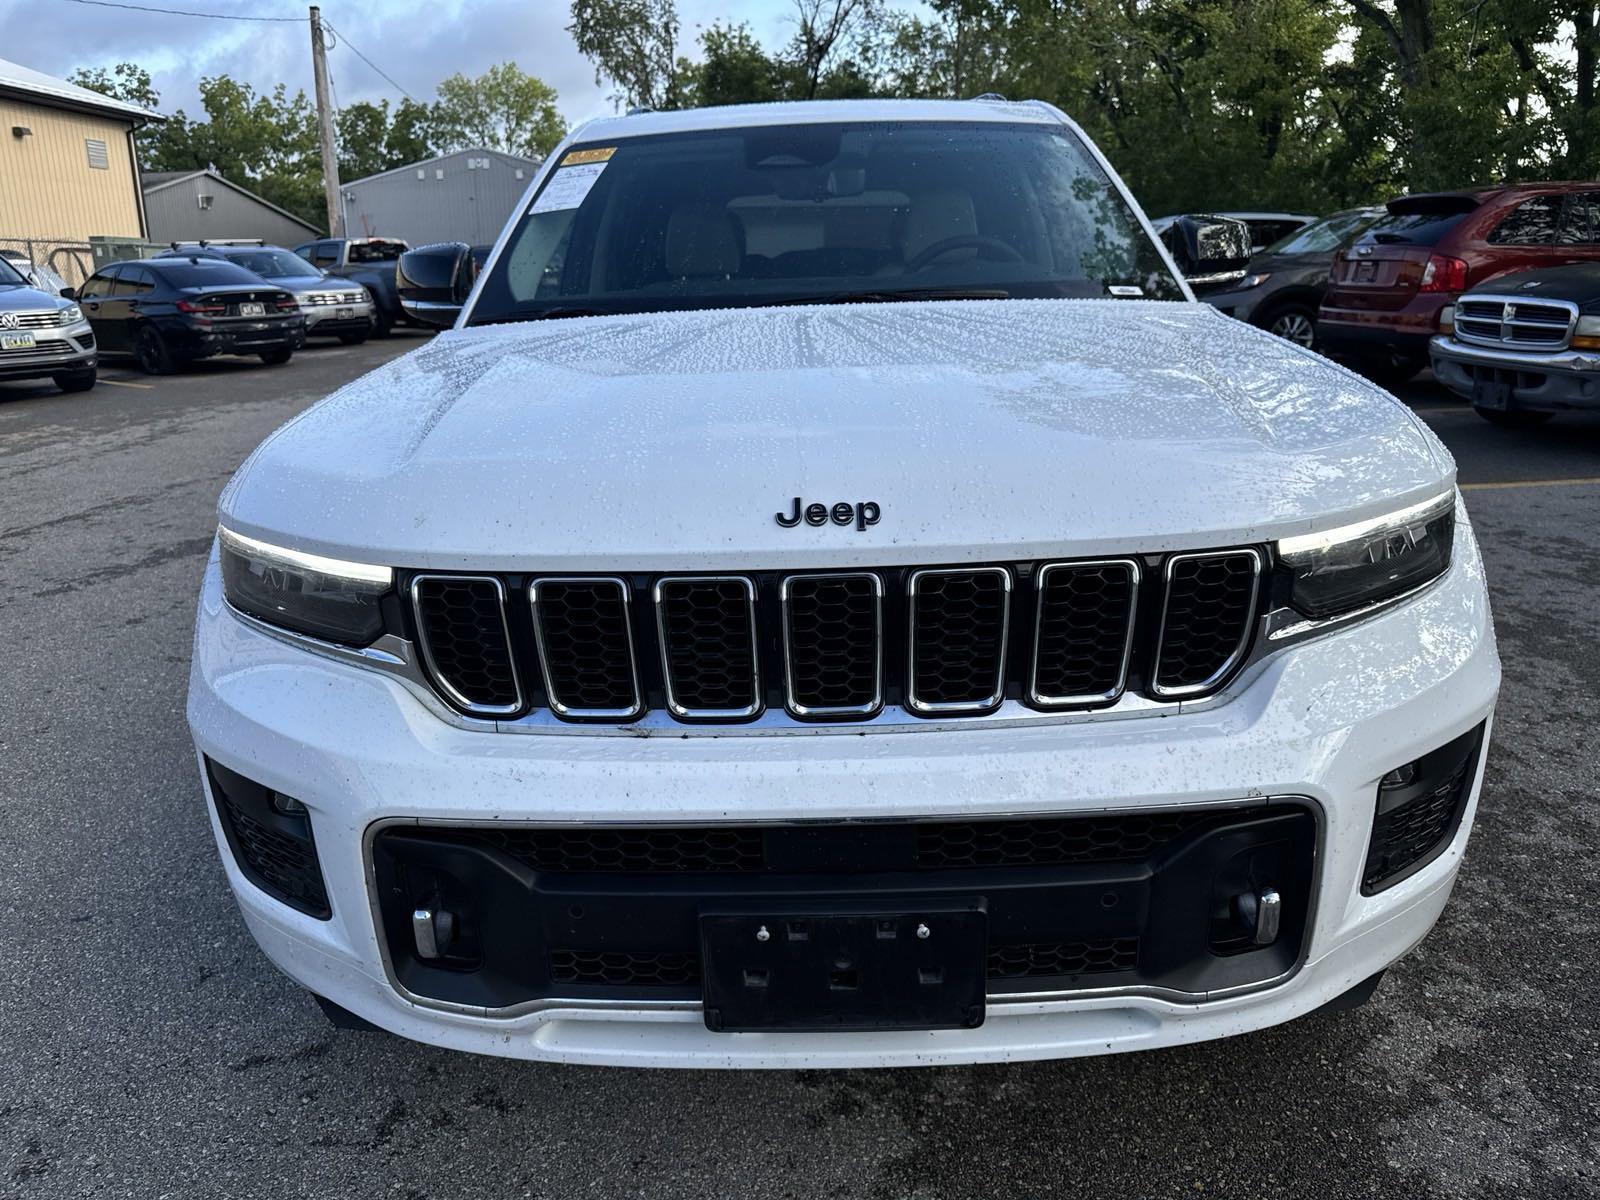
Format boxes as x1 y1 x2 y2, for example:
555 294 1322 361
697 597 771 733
218 527 391 645
1572 314 1600 349
1239 273 1271 289
1277 491 1456 619
61 304 83 324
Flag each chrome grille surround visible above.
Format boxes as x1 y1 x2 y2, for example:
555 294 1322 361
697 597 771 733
7 309 71 329
652 575 762 720
409 574 524 717
905 566 1012 715
779 571 885 719
529 576 643 720
1454 293 1578 350
1028 559 1140 708
1151 550 1263 699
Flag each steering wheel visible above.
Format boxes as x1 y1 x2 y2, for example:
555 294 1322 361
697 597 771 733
906 235 1024 272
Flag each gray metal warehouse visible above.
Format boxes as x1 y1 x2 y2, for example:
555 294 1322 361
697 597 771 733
141 167 320 248
340 147 540 247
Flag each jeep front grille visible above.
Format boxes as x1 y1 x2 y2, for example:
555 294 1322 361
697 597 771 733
405 551 1264 725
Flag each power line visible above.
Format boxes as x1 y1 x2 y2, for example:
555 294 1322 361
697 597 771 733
324 22 416 102
54 0 303 21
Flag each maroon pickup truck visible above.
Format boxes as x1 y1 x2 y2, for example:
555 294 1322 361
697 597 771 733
1316 182 1600 383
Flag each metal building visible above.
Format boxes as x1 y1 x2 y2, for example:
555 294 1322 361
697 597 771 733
142 167 321 248
340 147 540 247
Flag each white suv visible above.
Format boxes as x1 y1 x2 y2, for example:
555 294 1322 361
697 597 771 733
188 99 1498 1069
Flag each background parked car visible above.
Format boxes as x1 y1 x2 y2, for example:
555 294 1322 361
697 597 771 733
0 253 96 393
292 236 409 336
1430 262 1600 427
159 241 375 344
1152 211 1316 255
1201 207 1385 349
77 256 304 375
0 250 72 299
1318 182 1600 384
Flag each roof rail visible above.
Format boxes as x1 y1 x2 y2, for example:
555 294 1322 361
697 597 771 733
971 92 1008 102
626 105 654 116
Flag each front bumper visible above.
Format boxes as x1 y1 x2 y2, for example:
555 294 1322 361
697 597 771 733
302 301 375 336
1430 334 1600 409
0 322 96 381
187 519 1499 1068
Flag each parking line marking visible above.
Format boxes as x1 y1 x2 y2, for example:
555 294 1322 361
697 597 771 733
1460 476 1600 491
97 378 154 390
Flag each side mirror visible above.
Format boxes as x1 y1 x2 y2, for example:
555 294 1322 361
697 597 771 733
396 241 474 328
59 286 77 300
1161 216 1252 292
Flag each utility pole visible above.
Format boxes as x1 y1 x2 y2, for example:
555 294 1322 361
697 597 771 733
309 5 344 238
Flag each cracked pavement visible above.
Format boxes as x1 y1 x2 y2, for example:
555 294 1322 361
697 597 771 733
1 344 1597 1198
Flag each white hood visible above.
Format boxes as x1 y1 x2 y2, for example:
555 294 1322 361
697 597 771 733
221 299 1454 571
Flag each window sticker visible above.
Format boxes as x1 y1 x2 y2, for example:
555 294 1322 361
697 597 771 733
529 156 611 215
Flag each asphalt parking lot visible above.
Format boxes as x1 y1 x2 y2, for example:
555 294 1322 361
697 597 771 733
2 336 1597 1200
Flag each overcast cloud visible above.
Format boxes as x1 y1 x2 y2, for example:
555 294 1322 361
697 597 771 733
0 0 846 128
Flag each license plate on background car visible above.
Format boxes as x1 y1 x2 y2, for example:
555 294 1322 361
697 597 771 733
1 331 36 350
1353 261 1377 282
700 903 988 1032
336 307 353 319
239 302 266 317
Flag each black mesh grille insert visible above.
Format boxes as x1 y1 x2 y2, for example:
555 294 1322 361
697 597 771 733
1155 552 1259 694
986 937 1139 979
784 573 880 714
456 825 767 873
657 577 758 714
1032 561 1137 704
413 576 520 712
1364 759 1474 892
909 569 1009 710
550 950 700 986
915 811 1219 868
532 578 639 715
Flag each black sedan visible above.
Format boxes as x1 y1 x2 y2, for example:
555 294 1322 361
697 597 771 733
1201 207 1384 349
76 256 305 374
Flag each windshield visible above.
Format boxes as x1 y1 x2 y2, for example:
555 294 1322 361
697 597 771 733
226 249 319 279
469 120 1182 324
1266 210 1381 255
152 259 263 287
0 256 27 287
349 240 405 263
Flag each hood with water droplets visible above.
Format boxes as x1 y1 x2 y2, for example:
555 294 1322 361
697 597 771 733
221 298 1453 570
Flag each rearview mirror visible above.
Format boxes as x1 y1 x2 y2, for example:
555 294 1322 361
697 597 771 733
1161 216 1252 291
396 242 474 328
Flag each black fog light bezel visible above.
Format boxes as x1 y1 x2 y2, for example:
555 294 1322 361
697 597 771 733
1361 722 1486 895
205 758 332 919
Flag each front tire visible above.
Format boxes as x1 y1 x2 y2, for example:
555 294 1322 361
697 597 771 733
258 347 294 366
1474 406 1554 428
1261 303 1317 350
372 307 394 338
53 368 97 393
135 326 174 375
338 330 370 345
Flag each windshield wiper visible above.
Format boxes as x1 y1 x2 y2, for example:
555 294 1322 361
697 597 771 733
775 288 1009 307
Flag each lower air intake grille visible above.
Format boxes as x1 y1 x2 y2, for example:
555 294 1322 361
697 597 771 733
656 577 759 716
531 578 640 717
1154 551 1260 695
549 950 700 986
412 575 520 714
783 573 881 715
986 937 1140 979
455 825 767 874
1363 723 1484 893
908 568 1010 711
915 811 1220 868
206 759 330 919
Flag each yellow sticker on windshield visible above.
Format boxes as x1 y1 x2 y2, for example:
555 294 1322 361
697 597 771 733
562 147 616 166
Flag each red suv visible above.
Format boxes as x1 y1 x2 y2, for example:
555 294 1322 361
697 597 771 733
1317 183 1600 383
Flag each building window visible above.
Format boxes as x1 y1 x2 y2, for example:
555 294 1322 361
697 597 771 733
197 194 214 210
435 168 444 180
467 156 491 170
515 168 525 180
85 138 109 169
416 168 425 180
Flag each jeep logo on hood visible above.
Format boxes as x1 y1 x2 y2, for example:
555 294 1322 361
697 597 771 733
776 498 881 531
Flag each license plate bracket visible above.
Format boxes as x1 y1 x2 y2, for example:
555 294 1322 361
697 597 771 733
1 331 37 350
1472 373 1513 411
239 301 266 317
701 902 987 1032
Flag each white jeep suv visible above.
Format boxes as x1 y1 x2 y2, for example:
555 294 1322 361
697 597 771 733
188 99 1498 1068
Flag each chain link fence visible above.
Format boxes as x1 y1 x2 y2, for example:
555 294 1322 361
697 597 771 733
0 238 98 288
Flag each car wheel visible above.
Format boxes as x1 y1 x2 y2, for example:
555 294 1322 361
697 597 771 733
53 368 97 394
338 331 370 345
1263 305 1317 349
258 348 294 366
1473 406 1554 428
135 326 174 375
373 308 394 338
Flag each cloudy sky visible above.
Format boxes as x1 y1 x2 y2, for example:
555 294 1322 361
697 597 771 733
1 0 919 127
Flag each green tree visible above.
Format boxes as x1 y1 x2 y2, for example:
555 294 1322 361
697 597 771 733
68 62 159 110
432 62 566 158
337 98 438 181
569 0 690 109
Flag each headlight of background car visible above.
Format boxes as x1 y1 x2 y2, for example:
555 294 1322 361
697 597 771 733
61 304 83 324
1277 491 1456 619
218 527 391 644
1239 272 1272 289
